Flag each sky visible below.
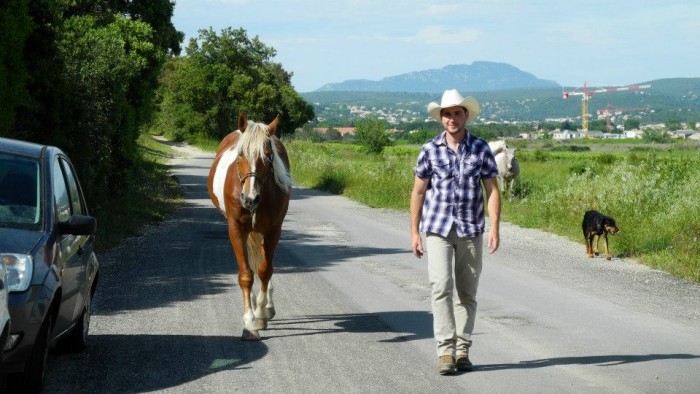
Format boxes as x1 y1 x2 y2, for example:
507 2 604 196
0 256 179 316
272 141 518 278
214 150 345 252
171 0 700 93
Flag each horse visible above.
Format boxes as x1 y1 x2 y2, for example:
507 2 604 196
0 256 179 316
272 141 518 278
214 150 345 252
494 147 520 200
488 139 508 156
207 113 293 340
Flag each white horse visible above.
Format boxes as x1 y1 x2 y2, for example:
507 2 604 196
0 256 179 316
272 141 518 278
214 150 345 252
488 140 508 156
494 147 519 200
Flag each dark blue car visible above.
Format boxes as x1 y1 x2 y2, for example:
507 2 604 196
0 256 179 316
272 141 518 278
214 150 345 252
0 137 99 392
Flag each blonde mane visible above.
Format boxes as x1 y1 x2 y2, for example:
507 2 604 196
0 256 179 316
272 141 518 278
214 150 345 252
235 121 293 193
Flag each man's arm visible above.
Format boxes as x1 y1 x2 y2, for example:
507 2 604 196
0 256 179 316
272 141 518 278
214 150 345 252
410 176 429 258
483 177 501 254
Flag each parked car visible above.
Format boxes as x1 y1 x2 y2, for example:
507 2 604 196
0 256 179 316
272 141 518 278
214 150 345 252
1 258 9 363
0 137 99 393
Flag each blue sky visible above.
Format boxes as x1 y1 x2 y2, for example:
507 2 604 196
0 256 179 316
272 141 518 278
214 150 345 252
172 0 699 93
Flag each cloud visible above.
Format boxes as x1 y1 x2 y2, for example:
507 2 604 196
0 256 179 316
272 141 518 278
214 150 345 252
403 26 480 44
424 4 460 15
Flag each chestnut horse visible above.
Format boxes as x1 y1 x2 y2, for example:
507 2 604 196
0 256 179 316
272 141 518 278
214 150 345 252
207 114 292 340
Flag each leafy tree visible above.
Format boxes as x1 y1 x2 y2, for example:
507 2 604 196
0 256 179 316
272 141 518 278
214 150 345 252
665 118 682 131
643 128 671 143
355 117 392 154
151 27 313 141
324 126 342 142
0 0 31 135
2 0 178 208
624 118 641 130
561 120 575 131
58 14 165 198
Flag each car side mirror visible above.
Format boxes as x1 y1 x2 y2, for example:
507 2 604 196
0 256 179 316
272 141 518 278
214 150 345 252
58 214 97 236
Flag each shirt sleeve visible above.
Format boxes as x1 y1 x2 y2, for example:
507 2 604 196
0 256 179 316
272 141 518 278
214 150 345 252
414 148 431 179
481 147 500 179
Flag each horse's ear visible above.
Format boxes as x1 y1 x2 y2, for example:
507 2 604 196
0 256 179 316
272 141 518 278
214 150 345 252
238 113 247 132
268 115 280 136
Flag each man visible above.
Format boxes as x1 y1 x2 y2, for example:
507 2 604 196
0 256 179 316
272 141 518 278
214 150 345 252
410 89 501 375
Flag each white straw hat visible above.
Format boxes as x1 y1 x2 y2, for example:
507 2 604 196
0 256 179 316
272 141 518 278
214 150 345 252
427 89 480 122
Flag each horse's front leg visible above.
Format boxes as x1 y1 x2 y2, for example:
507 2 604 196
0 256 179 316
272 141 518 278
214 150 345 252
254 225 282 330
229 229 259 340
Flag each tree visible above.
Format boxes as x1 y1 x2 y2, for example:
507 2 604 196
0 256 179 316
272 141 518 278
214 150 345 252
624 118 640 130
643 128 670 143
0 0 31 136
665 118 682 131
151 27 313 141
354 117 392 154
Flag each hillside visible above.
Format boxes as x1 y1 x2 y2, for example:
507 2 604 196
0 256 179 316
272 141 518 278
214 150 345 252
302 78 700 125
316 61 559 93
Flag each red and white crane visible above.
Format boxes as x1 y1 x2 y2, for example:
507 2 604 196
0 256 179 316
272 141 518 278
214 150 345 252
562 82 651 137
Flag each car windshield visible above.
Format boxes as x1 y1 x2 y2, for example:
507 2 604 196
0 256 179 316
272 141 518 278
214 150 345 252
0 153 42 230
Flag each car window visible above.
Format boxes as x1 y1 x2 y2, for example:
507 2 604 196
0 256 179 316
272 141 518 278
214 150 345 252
0 153 41 229
60 158 85 216
53 158 71 222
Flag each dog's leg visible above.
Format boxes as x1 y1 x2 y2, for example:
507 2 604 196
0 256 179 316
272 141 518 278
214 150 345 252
593 234 600 256
603 233 611 260
586 233 594 257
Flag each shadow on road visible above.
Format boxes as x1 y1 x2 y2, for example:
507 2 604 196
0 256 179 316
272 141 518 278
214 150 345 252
265 311 434 343
44 334 268 392
477 353 700 372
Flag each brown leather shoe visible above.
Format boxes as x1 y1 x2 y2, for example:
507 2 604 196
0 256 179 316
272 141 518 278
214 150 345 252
456 354 473 371
438 355 456 375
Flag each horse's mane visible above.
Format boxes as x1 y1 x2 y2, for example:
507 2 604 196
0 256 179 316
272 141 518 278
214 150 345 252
235 121 293 193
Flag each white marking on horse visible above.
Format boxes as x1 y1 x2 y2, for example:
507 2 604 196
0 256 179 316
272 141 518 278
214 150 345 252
212 131 241 215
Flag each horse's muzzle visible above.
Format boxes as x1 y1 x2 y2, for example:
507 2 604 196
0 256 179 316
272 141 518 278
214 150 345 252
240 192 261 211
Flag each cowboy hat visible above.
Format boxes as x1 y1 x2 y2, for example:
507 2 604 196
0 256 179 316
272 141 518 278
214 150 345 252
427 89 480 122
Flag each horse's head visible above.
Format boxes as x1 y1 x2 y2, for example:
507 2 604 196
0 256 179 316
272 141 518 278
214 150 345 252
235 114 279 212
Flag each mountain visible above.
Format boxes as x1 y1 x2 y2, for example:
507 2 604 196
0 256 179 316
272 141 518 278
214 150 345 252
315 61 560 93
302 78 700 124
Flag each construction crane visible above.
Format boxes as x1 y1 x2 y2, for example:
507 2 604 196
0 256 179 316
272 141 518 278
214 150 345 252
596 104 648 132
562 82 650 137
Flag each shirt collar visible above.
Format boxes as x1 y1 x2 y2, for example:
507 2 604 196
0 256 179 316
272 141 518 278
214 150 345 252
436 129 472 148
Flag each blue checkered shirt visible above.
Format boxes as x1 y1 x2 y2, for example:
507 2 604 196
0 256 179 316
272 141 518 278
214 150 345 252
414 131 499 238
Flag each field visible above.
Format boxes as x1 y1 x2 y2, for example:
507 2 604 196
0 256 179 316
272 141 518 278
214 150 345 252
285 139 700 283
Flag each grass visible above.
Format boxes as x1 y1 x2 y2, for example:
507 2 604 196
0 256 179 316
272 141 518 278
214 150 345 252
91 134 184 251
110 134 698 283
285 139 700 283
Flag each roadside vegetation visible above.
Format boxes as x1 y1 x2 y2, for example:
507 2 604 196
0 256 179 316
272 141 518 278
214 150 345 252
285 138 700 283
93 135 183 251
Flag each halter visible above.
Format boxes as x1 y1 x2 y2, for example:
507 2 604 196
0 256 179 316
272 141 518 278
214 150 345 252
236 151 274 226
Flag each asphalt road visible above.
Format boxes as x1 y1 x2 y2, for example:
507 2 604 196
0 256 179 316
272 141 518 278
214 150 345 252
43 140 700 393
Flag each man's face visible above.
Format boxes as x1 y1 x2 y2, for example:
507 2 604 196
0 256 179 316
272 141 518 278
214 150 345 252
440 106 468 134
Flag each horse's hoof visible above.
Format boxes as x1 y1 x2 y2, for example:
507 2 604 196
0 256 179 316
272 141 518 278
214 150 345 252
241 328 260 341
266 307 276 320
255 319 268 330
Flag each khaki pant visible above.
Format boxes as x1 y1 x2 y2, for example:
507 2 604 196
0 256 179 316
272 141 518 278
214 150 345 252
426 228 483 357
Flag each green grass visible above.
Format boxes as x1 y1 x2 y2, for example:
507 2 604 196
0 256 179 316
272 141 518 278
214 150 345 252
91 134 184 251
286 140 700 283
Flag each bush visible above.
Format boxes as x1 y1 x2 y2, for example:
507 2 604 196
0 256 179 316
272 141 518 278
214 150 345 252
354 117 392 154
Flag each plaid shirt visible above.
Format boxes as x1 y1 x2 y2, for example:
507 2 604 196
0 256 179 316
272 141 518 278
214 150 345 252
414 130 499 238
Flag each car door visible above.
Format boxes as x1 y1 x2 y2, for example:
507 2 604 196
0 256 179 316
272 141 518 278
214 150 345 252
51 156 92 335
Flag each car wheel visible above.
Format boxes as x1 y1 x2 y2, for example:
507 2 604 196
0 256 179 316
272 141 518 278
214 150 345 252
60 292 91 353
8 313 52 393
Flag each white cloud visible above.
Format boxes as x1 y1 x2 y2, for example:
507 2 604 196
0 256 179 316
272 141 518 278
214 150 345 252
403 26 480 44
425 4 460 15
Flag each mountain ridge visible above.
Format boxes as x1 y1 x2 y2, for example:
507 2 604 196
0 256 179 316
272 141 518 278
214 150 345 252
315 61 560 93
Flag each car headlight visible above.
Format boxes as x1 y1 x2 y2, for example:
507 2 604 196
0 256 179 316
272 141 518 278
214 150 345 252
2 254 33 292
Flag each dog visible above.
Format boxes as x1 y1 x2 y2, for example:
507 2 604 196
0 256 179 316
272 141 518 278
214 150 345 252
582 210 620 260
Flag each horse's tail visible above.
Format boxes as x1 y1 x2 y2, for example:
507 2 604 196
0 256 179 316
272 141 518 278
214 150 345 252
246 232 264 272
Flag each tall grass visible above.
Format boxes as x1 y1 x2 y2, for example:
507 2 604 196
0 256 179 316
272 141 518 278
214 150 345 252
286 139 700 282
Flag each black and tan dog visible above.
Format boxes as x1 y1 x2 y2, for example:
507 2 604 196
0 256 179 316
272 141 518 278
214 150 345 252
582 210 620 260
